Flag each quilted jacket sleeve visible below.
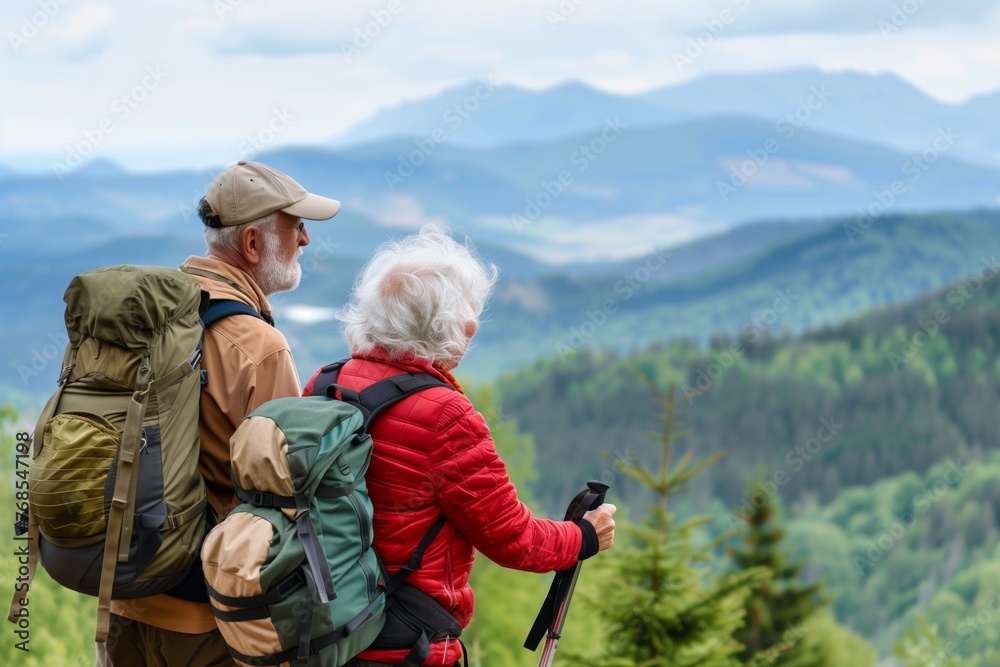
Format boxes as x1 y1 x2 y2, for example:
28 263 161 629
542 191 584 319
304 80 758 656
428 393 582 572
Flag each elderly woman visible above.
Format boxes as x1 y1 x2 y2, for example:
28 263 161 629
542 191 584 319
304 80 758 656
304 226 616 667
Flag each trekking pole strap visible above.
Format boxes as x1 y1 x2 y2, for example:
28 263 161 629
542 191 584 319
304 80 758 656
524 481 609 652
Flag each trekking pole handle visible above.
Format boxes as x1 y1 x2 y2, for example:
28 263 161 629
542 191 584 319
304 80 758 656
586 480 609 509
565 480 610 523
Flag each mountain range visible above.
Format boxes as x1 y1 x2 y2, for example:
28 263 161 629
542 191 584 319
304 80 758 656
5 66 1000 406
5 119 1000 266
330 68 1000 169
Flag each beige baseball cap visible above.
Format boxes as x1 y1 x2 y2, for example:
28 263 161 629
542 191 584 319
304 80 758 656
203 160 341 227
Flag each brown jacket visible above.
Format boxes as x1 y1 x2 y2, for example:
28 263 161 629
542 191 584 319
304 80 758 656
111 256 302 634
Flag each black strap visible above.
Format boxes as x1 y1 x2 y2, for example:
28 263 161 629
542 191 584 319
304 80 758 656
308 360 346 398
225 624 348 666
523 486 605 651
398 630 432 666
306 359 453 431
200 298 266 328
392 632 470 667
197 299 268 386
232 482 355 511
206 569 306 610
384 514 449 597
221 593 388 665
233 485 296 509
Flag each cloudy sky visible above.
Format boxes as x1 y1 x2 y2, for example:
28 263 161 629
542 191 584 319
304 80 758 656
4 0 1000 171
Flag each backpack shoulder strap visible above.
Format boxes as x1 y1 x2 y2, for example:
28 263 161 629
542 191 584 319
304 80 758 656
335 372 453 431
200 299 266 329
308 360 455 431
307 360 349 398
383 514 448 597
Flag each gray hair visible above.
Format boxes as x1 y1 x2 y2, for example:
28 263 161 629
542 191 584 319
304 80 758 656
203 211 279 254
340 225 499 364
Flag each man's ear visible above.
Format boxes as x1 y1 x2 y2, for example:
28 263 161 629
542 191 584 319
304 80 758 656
239 225 262 265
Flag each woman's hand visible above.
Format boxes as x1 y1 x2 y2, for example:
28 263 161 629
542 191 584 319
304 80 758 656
582 504 617 551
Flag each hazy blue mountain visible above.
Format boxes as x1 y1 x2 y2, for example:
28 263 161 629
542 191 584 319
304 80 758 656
330 80 681 148
6 119 1000 269
949 89 1000 166
329 68 1000 167
291 117 1000 262
641 69 963 157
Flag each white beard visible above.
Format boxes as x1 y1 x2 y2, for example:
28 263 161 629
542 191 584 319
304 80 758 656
257 243 302 295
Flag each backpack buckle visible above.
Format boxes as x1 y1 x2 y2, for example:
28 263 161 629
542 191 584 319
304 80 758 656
189 344 203 369
276 571 305 599
57 365 74 385
14 510 28 537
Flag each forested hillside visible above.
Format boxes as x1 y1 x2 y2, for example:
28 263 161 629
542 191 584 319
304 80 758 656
495 257 1000 661
498 253 1000 513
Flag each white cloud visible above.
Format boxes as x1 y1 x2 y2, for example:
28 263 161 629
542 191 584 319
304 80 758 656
4 0 1000 167
284 305 338 325
53 1 113 43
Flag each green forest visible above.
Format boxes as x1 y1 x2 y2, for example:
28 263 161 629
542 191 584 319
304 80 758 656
5 245 1000 664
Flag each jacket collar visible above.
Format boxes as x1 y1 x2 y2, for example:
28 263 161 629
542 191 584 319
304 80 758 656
358 347 465 393
180 255 274 324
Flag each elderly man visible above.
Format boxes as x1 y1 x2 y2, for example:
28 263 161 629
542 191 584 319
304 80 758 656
102 160 341 667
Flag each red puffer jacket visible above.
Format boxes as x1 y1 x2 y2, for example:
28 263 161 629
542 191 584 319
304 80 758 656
304 349 583 665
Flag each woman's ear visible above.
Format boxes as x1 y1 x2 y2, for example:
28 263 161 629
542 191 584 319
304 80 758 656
465 321 478 339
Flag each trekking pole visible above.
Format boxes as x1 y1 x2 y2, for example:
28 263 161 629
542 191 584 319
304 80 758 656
524 480 609 667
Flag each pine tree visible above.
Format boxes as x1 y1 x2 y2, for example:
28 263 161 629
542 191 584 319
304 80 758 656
727 479 828 666
563 382 770 666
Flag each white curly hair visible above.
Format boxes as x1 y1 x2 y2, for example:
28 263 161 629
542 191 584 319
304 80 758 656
339 225 499 366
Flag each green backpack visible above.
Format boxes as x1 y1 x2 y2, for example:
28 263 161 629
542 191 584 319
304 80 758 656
202 370 453 667
7 265 262 643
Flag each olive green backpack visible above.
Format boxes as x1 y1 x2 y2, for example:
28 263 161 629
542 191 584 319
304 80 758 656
7 265 259 643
